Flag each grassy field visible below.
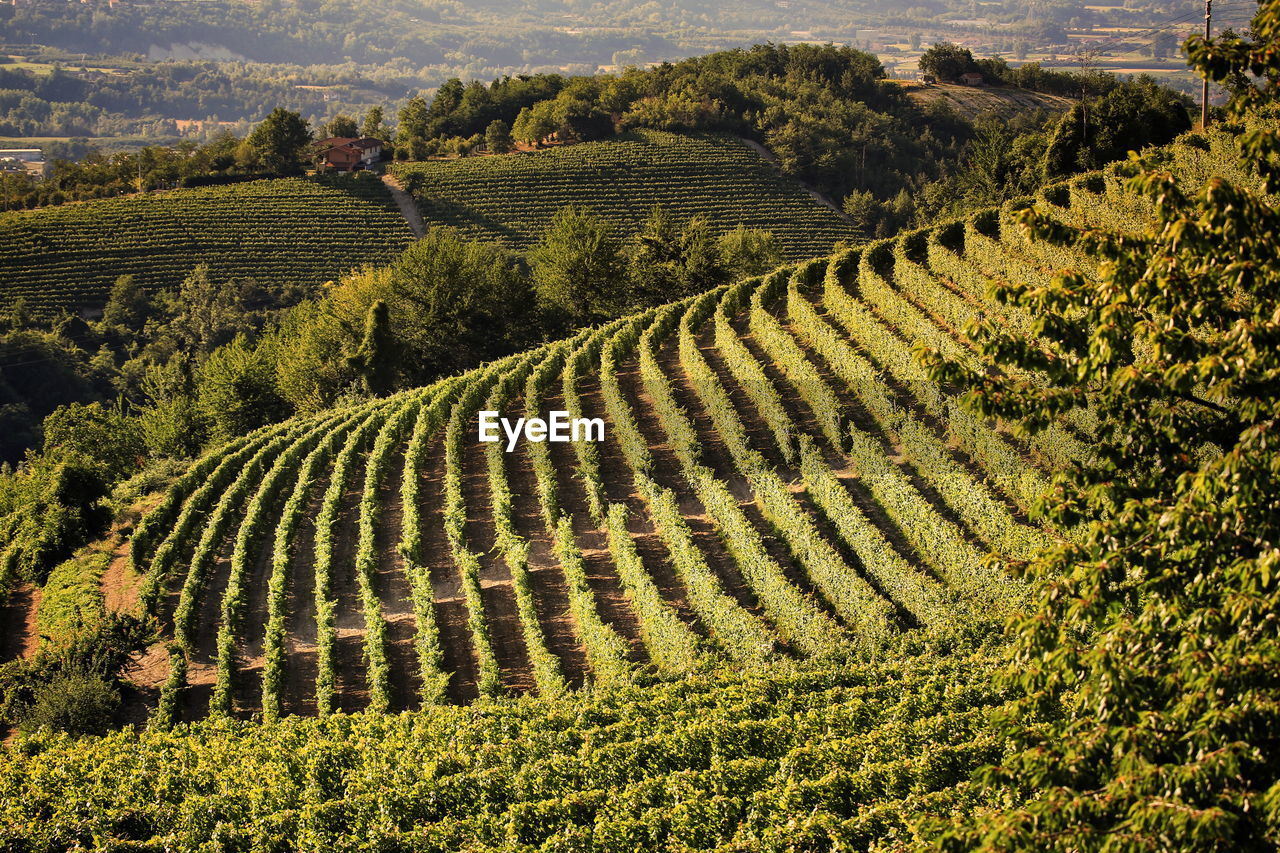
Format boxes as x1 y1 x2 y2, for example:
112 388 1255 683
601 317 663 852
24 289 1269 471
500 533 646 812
389 130 859 260
0 174 414 317
902 82 1075 120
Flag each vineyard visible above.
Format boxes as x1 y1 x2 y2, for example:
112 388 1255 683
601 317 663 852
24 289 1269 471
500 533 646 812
388 130 858 259
0 174 414 318
1 118 1262 848
104 182 1118 726
0 177 1126 846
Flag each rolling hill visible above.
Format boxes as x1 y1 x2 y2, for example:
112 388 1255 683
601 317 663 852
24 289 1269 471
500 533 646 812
1 123 1258 849
902 82 1075 120
0 174 415 318
388 130 859 260
0 184 1111 846
107 184 1109 726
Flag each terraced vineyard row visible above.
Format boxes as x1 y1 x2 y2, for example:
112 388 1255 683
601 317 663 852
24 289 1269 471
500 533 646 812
388 130 857 260
128 212 1092 720
0 175 414 317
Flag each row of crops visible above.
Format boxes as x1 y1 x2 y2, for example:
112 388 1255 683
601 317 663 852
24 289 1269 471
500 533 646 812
388 130 858 260
119 195 1108 723
0 175 414 317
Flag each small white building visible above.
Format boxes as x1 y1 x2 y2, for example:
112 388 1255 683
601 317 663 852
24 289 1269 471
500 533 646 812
0 149 47 180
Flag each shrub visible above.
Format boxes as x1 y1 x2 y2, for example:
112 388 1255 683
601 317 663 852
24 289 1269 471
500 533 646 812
19 671 119 736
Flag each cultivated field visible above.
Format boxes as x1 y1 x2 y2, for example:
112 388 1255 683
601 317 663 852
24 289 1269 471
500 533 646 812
903 83 1075 120
0 174 414 317
388 130 859 260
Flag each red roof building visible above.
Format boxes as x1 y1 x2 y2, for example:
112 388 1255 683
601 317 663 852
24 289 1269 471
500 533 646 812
315 137 385 171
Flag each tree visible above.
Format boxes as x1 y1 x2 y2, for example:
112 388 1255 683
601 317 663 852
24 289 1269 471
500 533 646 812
360 106 390 141
197 334 290 440
246 108 312 174
396 96 431 158
512 102 558 147
717 225 781 280
918 42 977 82
485 119 514 153
346 300 397 395
529 205 626 326
101 274 149 330
41 402 142 482
841 189 882 235
164 264 258 356
926 5 1280 847
1043 76 1192 177
325 114 359 138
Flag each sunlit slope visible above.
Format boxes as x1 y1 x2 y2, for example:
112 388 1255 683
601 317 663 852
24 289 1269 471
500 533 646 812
389 130 858 259
0 175 414 317
125 206 1112 726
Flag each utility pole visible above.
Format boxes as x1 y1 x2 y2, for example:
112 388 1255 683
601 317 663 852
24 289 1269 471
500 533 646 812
1202 0 1212 128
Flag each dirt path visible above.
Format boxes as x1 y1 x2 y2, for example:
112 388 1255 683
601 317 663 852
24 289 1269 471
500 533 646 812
418 436 480 704
282 478 325 717
540 403 648 662
737 136 857 226
0 585 40 663
460 427 536 695
509 430 593 689
231 506 285 718
381 173 426 239
182 535 236 722
331 456 371 714
372 444 422 712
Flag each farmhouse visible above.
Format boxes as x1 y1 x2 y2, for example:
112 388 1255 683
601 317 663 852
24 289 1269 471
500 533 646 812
315 137 385 171
959 71 985 86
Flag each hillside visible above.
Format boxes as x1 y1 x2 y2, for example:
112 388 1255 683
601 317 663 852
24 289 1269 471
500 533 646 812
0 116 1272 848
903 82 1075 120
0 191 1108 846
0 175 414 318
388 130 859 260
100 194 1105 723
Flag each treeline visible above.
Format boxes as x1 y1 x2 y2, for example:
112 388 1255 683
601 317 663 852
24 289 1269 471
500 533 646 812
390 43 1193 236
0 61 412 139
0 208 778 587
393 43 947 209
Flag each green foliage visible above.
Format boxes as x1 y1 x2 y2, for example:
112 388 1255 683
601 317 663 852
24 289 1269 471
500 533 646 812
529 205 628 327
715 224 781 280
0 612 148 735
629 207 728 305
3 452 111 584
246 107 312 175
197 333 291 441
41 402 143 482
1043 76 1192 177
484 118 514 154
325 114 359 139
920 6 1280 847
918 42 978 82
346 300 398 397
101 274 150 330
